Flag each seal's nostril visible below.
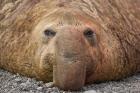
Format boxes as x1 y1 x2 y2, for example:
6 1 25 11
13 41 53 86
83 28 94 37
63 52 77 59
44 29 56 37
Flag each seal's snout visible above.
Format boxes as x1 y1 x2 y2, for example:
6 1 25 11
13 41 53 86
52 27 95 90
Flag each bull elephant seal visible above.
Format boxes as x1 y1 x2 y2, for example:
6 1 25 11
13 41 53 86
0 0 140 90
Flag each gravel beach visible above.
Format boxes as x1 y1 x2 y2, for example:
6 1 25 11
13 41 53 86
0 69 140 93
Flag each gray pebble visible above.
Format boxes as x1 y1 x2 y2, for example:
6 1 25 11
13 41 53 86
84 90 97 93
45 82 54 88
37 87 43 91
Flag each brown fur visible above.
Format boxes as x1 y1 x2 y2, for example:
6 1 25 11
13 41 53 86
0 0 140 90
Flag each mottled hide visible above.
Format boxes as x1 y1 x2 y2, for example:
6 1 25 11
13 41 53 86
0 0 140 90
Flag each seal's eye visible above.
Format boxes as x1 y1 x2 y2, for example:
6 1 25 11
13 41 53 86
83 28 94 37
44 29 56 37
84 28 97 46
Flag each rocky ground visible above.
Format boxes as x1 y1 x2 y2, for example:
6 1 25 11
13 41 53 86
0 69 140 93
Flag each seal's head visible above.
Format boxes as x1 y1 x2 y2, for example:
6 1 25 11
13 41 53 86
32 8 122 90
32 9 101 90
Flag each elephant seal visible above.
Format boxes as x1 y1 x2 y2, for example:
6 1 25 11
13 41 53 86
0 0 140 90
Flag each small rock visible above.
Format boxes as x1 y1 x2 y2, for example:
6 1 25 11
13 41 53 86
20 83 27 86
15 78 21 82
45 82 54 88
84 90 97 93
26 78 31 84
37 87 43 91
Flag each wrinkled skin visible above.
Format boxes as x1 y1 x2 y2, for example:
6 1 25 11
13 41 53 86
0 0 140 90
